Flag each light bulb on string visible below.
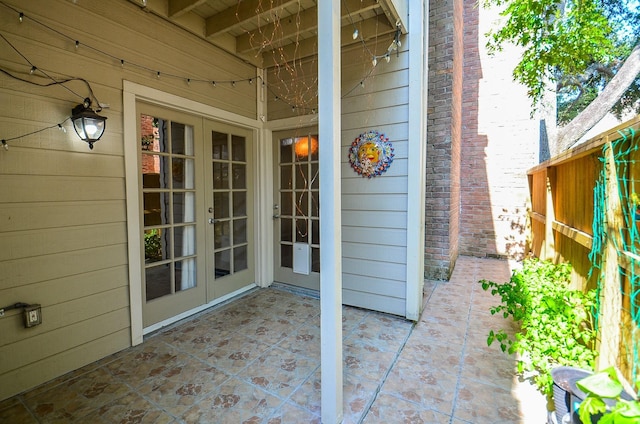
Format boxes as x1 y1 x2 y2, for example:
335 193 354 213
30 66 36 74
212 81 216 87
1 140 8 151
19 12 23 23
156 71 160 78
372 57 377 67
385 54 391 63
352 28 358 40
231 81 236 87
75 40 80 49
186 78 191 85
120 59 125 67
58 124 66 133
249 78 253 84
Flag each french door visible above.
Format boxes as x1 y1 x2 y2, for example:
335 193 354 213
273 128 320 290
138 104 254 328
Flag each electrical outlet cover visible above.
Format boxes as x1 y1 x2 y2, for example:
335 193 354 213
23 304 42 327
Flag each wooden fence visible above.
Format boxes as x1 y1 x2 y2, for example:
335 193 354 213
527 115 640 384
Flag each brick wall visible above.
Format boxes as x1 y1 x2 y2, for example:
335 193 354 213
425 0 539 278
425 0 463 279
459 2 539 260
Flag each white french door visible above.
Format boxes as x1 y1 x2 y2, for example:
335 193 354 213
137 103 254 328
273 127 320 290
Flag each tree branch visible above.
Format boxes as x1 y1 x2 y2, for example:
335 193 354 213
556 42 640 152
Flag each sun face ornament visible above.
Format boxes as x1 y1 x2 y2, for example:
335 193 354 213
348 130 394 178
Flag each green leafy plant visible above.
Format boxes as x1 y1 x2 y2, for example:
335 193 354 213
576 366 640 424
479 258 598 395
144 229 162 262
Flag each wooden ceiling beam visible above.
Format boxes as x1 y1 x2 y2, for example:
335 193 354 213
205 0 300 38
168 0 207 18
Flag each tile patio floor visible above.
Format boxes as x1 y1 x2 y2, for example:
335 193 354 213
1 256 548 423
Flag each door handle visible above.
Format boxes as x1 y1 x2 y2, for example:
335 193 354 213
272 214 280 219
208 218 219 224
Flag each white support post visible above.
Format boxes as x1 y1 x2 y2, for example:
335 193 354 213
405 1 428 320
318 0 343 423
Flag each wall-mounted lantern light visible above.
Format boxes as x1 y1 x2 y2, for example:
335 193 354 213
71 98 107 149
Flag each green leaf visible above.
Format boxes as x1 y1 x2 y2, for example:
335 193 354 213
578 396 606 424
618 399 640 418
577 369 623 398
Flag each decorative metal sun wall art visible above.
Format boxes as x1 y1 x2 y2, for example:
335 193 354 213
348 130 394 178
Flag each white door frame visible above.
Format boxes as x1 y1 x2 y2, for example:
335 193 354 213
123 81 263 345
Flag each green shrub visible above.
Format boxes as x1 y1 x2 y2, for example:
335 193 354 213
479 258 598 396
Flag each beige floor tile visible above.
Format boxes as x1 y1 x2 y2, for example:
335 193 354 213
347 311 414 352
342 339 397 383
238 347 319 398
0 398 38 424
453 378 531 423
266 401 321 424
276 323 321 361
136 360 230 416
363 393 452 423
23 368 132 423
81 392 175 423
187 332 271 375
181 376 283 423
379 356 459 415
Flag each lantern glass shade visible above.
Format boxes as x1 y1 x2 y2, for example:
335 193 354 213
71 99 107 149
294 136 318 157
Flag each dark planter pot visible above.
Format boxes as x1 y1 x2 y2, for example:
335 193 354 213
551 366 593 424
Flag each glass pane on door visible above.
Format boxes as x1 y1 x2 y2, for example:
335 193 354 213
277 134 320 272
141 113 197 301
210 131 249 278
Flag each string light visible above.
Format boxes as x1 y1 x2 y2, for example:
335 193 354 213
29 66 36 74
1 140 8 151
0 1 400 119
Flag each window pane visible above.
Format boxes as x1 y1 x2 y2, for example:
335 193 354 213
280 138 293 163
296 219 308 243
295 163 308 189
234 246 248 272
215 250 231 278
281 191 293 216
232 164 246 189
213 162 229 189
144 192 170 226
212 131 228 160
295 191 308 216
311 163 319 189
144 228 170 263
233 218 247 244
214 192 230 219
281 244 292 268
312 219 320 245
312 247 320 273
142 155 170 189
173 192 195 223
175 259 196 292
141 116 167 153
281 218 292 242
310 191 319 217
233 192 246 217
146 265 172 301
281 165 292 189
232 135 245 161
171 122 186 154
174 225 196 257
215 221 230 249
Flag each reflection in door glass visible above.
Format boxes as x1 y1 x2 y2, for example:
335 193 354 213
140 114 197 301
212 131 249 280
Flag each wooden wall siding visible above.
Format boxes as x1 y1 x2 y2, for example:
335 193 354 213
0 0 257 400
340 42 410 316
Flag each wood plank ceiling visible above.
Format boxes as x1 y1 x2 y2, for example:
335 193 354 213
127 0 403 69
